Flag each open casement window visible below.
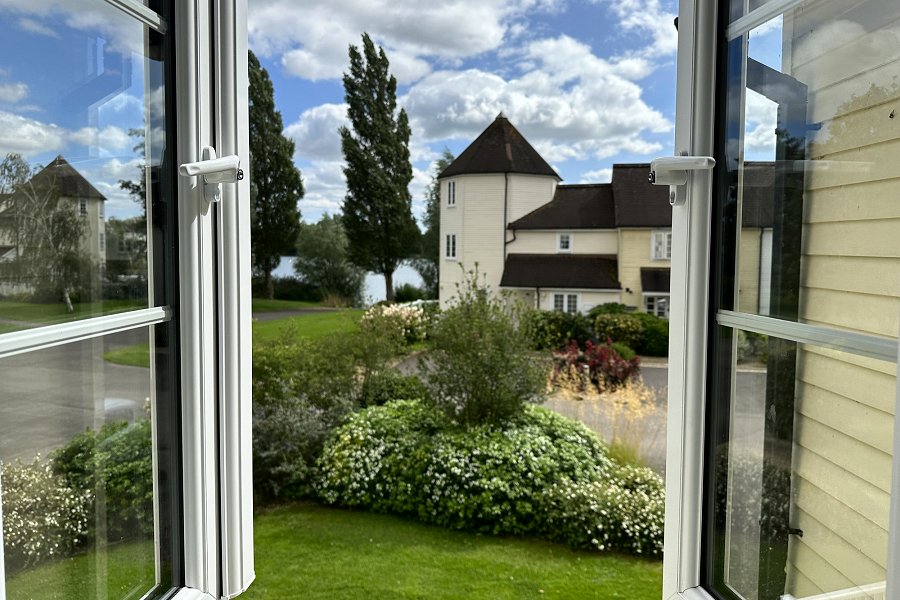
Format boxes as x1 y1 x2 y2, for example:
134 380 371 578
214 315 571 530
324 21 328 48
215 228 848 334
664 0 900 598
0 2 253 599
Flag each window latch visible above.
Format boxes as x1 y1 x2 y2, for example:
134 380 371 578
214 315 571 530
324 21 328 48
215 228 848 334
179 146 244 203
648 155 716 206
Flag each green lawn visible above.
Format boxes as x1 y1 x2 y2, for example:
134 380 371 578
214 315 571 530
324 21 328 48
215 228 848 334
0 299 144 330
251 298 321 312
252 308 364 344
4 540 155 600
103 308 365 368
244 504 662 600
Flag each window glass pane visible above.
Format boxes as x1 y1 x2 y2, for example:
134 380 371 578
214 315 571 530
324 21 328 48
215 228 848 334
553 294 564 311
0 3 169 331
730 0 900 339
1 326 168 598
709 329 894 599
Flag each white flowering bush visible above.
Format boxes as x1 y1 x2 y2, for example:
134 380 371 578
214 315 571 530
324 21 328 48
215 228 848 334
360 303 426 344
315 399 665 555
1 456 91 572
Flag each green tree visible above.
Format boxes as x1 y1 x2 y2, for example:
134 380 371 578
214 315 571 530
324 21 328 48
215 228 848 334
411 148 454 298
0 153 90 312
293 214 365 306
340 33 418 303
249 50 303 299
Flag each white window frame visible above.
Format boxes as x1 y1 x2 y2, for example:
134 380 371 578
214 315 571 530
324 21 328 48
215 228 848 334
447 179 456 207
651 229 672 260
663 0 900 598
557 232 572 253
0 3 254 600
445 233 457 259
644 293 669 318
551 292 578 314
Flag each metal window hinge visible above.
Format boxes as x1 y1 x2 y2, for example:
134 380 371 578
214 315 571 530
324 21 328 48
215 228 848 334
648 155 716 206
179 146 244 203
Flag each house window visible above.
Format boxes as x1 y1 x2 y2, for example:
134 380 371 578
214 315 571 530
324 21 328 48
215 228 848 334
557 232 572 252
99 232 105 253
651 230 671 260
447 180 456 207
445 233 457 259
553 293 577 314
644 295 669 318
79 199 87 216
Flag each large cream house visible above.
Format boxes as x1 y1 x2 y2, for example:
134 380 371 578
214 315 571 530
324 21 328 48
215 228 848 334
438 115 774 318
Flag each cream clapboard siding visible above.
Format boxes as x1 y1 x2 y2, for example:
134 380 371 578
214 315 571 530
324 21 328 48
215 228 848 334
780 4 900 594
507 174 557 223
617 229 670 311
508 230 617 255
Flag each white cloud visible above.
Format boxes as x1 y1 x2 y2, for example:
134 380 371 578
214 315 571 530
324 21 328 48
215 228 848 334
403 36 671 162
284 103 347 162
0 110 67 156
69 126 131 154
17 16 57 37
249 0 558 84
297 160 346 221
579 167 612 183
744 88 777 160
0 82 28 103
591 0 678 59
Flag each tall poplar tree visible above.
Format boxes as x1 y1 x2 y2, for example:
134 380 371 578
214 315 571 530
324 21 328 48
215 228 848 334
249 50 303 299
412 148 454 298
340 33 418 302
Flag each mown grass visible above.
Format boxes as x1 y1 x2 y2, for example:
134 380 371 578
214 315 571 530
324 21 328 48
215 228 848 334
252 308 364 344
4 540 155 600
102 307 365 368
244 503 662 600
251 298 321 312
0 299 144 329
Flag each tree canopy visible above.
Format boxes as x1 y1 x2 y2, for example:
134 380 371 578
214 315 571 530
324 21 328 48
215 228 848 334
249 49 303 299
340 33 418 302
293 214 366 307
411 148 454 298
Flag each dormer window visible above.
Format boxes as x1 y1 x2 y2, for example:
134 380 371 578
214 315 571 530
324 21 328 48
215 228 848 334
557 232 572 253
447 180 456 207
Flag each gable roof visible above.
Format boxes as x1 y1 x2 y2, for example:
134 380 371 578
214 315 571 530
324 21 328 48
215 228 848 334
611 163 670 227
440 114 560 180
499 254 620 290
508 184 616 230
28 156 105 201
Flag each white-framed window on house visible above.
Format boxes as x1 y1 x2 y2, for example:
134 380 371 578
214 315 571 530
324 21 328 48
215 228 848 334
445 233 457 259
447 180 456 207
663 0 900 598
644 295 669 318
651 230 671 260
0 2 255 599
552 293 577 314
557 232 572 253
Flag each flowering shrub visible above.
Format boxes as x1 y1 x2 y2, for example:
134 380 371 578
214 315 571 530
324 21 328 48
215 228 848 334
552 339 640 393
1 457 91 572
315 400 665 555
542 464 665 555
360 303 426 344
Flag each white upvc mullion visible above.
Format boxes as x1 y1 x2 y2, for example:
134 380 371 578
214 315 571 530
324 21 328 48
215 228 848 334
884 327 900 599
717 310 898 363
103 0 168 33
0 306 169 359
662 0 718 594
725 0 807 39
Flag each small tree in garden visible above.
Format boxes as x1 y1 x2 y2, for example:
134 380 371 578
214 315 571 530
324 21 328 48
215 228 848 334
420 268 548 426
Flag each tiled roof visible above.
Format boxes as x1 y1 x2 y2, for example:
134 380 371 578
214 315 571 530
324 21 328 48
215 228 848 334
28 156 105 200
611 163 671 227
640 267 671 293
499 254 620 290
508 184 616 230
440 114 560 179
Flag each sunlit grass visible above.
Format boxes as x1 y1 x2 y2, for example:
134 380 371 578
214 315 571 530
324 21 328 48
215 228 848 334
244 503 662 600
251 298 322 312
4 540 155 600
0 299 144 331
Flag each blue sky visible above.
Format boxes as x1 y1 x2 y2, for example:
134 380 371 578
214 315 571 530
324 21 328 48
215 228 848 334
248 0 680 224
0 0 679 229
